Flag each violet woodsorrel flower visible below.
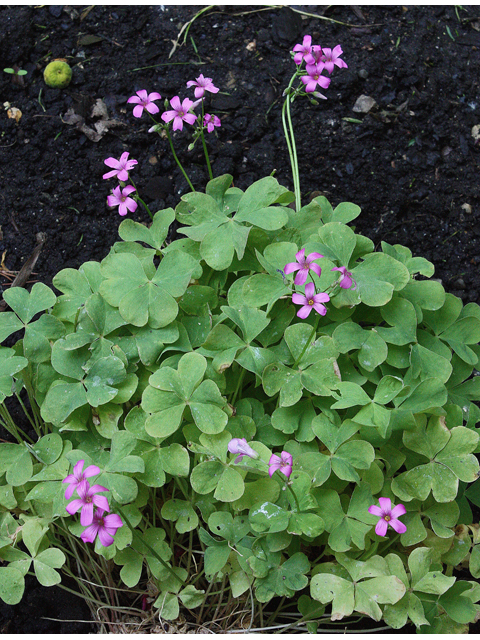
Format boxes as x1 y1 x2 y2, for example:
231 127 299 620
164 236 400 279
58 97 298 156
320 45 348 74
66 480 110 526
103 151 138 182
268 451 293 478
127 90 162 118
81 508 123 547
301 63 331 95
368 497 407 537
186 74 219 99
332 266 356 289
284 248 324 285
228 438 259 464
292 282 330 319
161 96 197 131
63 460 101 500
204 113 221 133
107 185 138 217
292 35 314 65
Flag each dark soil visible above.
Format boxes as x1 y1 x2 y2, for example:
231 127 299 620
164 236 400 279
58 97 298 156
1 4 480 633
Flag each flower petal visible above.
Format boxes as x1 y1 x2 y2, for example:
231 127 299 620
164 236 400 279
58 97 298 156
304 282 316 298
80 501 94 526
368 505 383 517
284 262 301 275
389 519 407 534
375 519 388 537
390 503 407 519
294 269 308 286
378 497 392 514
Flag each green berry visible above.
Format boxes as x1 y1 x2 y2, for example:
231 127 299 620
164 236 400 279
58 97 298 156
43 60 72 89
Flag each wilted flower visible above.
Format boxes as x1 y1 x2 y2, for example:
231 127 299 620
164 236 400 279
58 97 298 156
204 113 221 133
292 282 330 319
268 451 293 478
107 185 138 217
292 35 315 65
368 497 407 536
66 480 110 526
103 151 138 182
161 96 197 131
63 460 101 500
127 90 162 118
80 508 123 547
228 438 258 464
332 266 356 289
284 248 323 286
186 74 219 99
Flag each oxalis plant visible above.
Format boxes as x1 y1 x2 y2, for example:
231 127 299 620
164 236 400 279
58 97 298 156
1 35 480 634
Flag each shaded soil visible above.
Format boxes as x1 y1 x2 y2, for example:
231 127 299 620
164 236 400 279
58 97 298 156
1 4 480 633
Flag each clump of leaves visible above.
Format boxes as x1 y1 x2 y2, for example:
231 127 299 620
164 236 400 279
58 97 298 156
1 174 480 632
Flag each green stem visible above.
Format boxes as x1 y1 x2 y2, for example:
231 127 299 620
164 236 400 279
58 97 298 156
281 73 302 211
164 127 195 192
284 476 301 513
200 100 213 180
230 367 246 406
117 506 186 587
129 177 153 220
292 314 320 369
285 91 301 211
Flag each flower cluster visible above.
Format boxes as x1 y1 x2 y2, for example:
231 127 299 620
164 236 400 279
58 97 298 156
103 151 138 217
63 460 123 547
127 74 221 136
284 248 355 319
292 35 347 98
228 438 293 478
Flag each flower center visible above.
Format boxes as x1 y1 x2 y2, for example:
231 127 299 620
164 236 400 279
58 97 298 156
121 196 126 202
308 299 314 306
179 111 184 117
384 515 391 522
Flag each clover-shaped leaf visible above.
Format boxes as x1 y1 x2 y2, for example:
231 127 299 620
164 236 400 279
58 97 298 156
253 552 310 604
99 250 198 327
142 352 228 438
392 422 479 503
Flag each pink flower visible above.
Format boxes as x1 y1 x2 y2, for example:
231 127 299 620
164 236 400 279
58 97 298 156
127 90 162 119
368 497 407 537
66 480 110 526
292 35 314 65
332 266 356 290
186 74 219 99
81 508 123 547
228 438 259 464
268 451 293 478
107 185 138 217
284 248 324 286
320 45 348 74
161 96 197 132
292 282 330 319
103 151 138 182
301 63 331 95
204 113 221 133
304 45 323 66
62 460 101 500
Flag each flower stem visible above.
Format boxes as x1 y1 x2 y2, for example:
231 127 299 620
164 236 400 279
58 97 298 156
281 73 302 211
116 506 187 586
128 177 153 220
284 477 301 513
164 127 195 192
200 101 213 181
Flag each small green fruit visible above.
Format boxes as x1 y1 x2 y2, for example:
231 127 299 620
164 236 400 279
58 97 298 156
43 60 72 89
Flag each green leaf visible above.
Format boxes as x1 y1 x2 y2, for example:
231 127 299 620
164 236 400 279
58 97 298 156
118 208 175 250
33 548 65 587
311 573 354 620
161 499 198 533
179 585 205 609
353 253 410 307
3 282 56 324
0 567 25 605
